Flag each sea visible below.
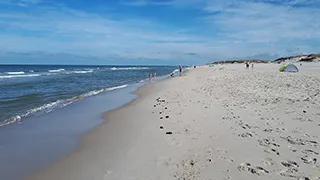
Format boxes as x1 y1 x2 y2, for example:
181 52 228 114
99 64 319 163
0 65 177 126
0 65 178 180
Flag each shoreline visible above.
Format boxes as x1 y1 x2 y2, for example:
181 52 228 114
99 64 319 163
0 66 179 180
28 64 320 180
26 72 180 180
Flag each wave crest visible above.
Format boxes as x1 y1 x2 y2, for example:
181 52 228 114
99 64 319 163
0 84 129 127
5 71 25 75
110 67 149 71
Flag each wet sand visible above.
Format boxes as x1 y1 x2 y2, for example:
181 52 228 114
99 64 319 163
29 63 320 180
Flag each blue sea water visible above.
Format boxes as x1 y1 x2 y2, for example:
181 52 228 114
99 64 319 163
0 65 177 127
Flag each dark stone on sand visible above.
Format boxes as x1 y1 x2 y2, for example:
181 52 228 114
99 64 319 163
154 105 156 107
165 116 169 118
160 126 163 129
160 117 163 119
208 159 212 162
165 107 167 110
159 112 162 114
303 110 307 113
190 161 195 166
166 132 172 135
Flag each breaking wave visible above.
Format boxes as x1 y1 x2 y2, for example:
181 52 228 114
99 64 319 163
110 67 149 71
0 74 41 79
0 84 129 127
48 69 65 73
4 71 25 75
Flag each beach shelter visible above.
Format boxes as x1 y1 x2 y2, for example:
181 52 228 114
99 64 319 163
279 64 299 72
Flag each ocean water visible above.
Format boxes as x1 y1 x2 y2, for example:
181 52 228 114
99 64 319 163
0 65 177 127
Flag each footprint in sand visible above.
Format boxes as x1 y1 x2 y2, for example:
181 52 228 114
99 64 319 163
302 149 319 155
218 156 234 163
264 148 280 156
281 160 299 168
173 157 201 180
238 132 254 138
237 162 269 176
279 168 299 179
262 157 274 166
258 138 280 147
301 156 317 164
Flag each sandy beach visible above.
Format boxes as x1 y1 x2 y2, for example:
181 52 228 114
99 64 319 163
29 63 320 180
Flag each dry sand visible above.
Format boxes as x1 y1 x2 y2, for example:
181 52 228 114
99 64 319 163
29 63 320 180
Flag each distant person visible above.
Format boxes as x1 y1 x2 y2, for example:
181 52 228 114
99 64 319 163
148 73 152 81
245 62 249 69
154 72 157 80
251 63 254 70
194 65 196 68
179 65 183 76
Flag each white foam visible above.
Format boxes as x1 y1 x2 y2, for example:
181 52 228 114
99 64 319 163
0 74 41 79
0 84 130 127
48 69 65 73
72 70 94 74
5 71 25 75
105 84 128 91
81 89 105 97
110 67 149 71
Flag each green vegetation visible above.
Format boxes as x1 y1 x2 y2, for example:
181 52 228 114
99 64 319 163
209 59 269 64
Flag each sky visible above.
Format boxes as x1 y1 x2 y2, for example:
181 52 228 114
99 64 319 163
0 0 319 65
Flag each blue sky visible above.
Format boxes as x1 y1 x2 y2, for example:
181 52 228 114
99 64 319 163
0 0 319 65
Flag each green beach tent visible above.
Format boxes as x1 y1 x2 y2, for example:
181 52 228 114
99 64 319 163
279 64 299 72
279 65 288 72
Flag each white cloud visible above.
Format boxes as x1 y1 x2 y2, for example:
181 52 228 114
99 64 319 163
202 0 320 56
0 5 216 63
0 0 319 64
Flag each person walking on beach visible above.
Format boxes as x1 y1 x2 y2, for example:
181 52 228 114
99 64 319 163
179 65 183 76
154 72 157 80
251 63 254 70
245 62 249 69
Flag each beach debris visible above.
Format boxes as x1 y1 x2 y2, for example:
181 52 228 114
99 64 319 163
190 160 195 166
166 131 173 135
